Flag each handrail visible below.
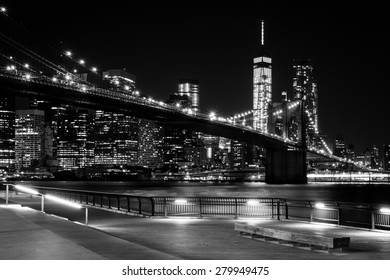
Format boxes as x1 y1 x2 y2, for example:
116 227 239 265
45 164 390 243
3 184 390 230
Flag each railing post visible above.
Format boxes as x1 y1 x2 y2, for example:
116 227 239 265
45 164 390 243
336 203 340 225
150 198 155 216
271 199 274 219
41 195 45 212
371 207 375 230
127 196 130 212
108 196 111 209
138 197 142 214
117 196 120 210
92 195 95 206
164 198 168 217
309 201 313 222
285 201 289 220
85 207 88 225
100 195 103 207
5 184 9 206
234 198 238 219
198 198 202 218
277 200 280 220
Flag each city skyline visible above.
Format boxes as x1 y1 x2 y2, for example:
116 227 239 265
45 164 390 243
1 1 389 151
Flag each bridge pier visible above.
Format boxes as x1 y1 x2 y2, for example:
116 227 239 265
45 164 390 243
265 147 307 184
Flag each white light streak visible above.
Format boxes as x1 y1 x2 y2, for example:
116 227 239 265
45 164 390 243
45 195 83 209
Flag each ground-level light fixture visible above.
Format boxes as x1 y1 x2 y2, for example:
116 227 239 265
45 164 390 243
315 202 326 209
379 208 390 214
247 200 260 206
174 199 188 204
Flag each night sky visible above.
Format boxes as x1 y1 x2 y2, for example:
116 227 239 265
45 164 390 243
2 1 389 152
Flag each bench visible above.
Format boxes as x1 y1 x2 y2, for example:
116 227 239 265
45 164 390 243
235 223 350 252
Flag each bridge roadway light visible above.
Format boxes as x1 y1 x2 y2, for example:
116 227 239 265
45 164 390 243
1 7 6 12
65 51 72 57
91 67 97 72
79 59 85 65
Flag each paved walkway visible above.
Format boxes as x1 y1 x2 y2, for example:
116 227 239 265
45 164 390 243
1 195 390 260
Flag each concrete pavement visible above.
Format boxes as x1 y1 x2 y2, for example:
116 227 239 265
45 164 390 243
1 195 390 260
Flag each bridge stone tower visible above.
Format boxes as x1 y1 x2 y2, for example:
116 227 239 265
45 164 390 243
266 100 307 184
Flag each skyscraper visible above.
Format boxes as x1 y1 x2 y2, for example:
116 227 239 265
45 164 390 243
0 95 15 171
177 79 199 112
53 106 94 170
15 109 45 170
253 20 272 132
93 110 138 166
292 59 319 145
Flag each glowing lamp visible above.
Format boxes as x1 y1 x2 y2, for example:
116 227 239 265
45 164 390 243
174 199 188 204
247 200 259 206
315 202 326 209
379 208 390 214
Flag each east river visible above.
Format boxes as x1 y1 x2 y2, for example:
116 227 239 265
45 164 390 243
14 181 390 205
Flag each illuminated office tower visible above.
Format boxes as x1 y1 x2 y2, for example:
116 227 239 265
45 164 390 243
138 119 164 169
15 109 45 170
177 79 199 112
292 59 319 143
53 107 94 170
0 95 15 171
93 111 138 166
253 20 272 132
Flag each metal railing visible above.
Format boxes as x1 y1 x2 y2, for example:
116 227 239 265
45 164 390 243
2 184 390 231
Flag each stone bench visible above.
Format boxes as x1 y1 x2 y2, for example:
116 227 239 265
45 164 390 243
235 223 350 252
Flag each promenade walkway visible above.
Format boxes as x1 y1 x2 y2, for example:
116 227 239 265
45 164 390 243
1 196 390 260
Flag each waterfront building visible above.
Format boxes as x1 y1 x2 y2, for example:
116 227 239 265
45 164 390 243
355 148 371 167
15 109 45 170
0 95 15 171
253 20 272 132
138 119 164 169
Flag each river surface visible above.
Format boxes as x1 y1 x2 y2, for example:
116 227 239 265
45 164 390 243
14 181 390 205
